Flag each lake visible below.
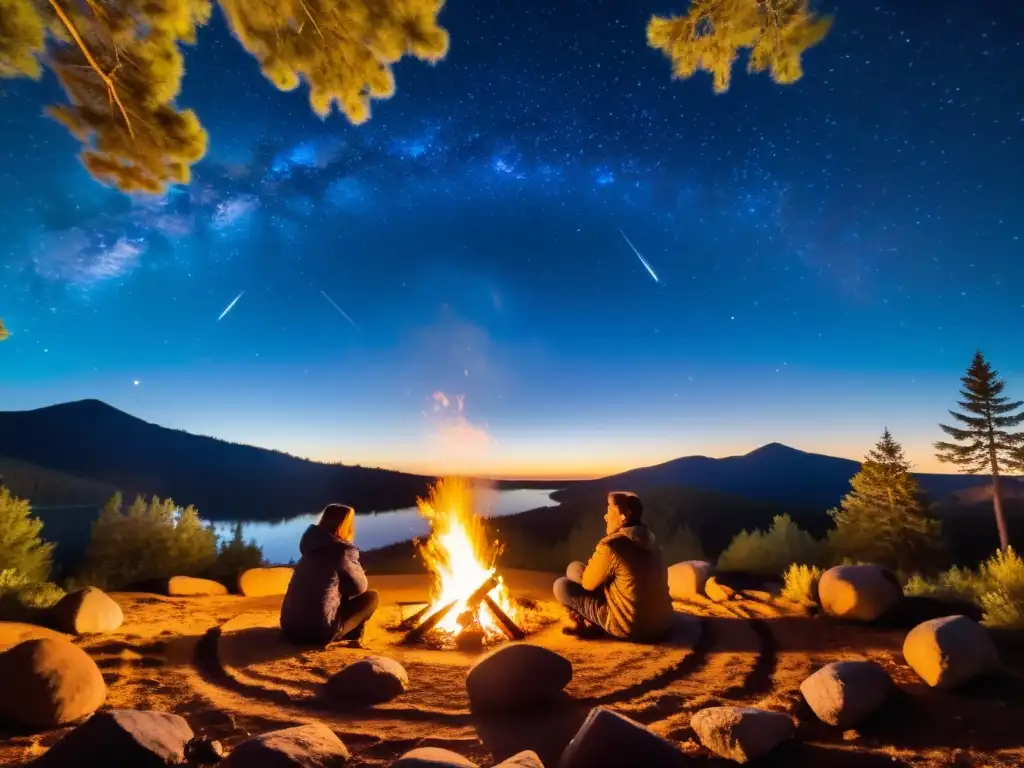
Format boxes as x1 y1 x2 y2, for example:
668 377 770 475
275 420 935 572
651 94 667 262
210 487 560 565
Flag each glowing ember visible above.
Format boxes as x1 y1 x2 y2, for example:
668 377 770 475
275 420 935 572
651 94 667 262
415 477 520 644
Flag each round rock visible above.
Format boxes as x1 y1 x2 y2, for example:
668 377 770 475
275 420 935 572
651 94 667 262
667 561 713 600
167 576 229 597
903 614 1000 689
561 706 689 768
220 722 349 766
818 565 901 622
0 637 106 730
704 576 736 603
690 706 794 763
493 751 543 768
800 660 893 728
34 709 194 767
50 587 123 635
465 642 571 711
325 656 408 706
392 747 477 767
237 567 294 597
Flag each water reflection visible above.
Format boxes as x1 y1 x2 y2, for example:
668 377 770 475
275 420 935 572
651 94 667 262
210 487 558 565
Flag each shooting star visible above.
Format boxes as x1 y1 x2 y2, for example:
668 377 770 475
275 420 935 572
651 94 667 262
619 228 660 284
320 290 360 330
217 291 244 322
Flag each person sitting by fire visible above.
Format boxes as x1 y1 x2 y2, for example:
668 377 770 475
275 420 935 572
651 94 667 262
280 503 379 647
552 491 673 642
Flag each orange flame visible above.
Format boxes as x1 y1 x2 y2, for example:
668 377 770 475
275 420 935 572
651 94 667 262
415 477 519 643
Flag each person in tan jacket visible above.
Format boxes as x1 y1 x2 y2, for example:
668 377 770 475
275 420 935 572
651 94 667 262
553 491 673 642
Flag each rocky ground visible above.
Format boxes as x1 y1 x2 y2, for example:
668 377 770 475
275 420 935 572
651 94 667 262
1 570 1023 767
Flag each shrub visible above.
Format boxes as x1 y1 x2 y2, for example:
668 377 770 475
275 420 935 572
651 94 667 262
209 523 265 586
0 487 54 583
781 563 822 605
0 568 65 613
903 547 1024 629
84 493 218 589
717 514 824 577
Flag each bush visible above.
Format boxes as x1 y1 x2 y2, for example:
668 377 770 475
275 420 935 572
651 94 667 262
83 493 218 589
904 548 1024 629
0 568 65 613
209 523 265 586
781 563 822 605
0 487 54 583
717 514 824 577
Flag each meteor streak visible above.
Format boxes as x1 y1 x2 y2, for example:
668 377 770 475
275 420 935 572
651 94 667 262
320 290 360 330
217 291 244 322
619 228 660 284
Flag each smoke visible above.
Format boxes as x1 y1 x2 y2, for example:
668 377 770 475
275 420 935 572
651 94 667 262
426 391 495 457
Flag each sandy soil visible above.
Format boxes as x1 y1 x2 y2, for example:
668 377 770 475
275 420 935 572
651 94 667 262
2 570 1023 767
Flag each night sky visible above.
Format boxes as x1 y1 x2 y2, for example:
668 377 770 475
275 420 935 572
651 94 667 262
1 1 1022 479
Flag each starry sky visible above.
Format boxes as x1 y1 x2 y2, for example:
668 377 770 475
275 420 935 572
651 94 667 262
1 1 1022 479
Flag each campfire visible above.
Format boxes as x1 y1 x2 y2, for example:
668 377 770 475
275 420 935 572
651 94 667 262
400 477 525 649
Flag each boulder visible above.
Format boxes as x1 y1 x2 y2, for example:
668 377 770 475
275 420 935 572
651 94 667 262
690 706 794 763
220 722 349 766
494 752 543 768
50 587 123 635
0 621 68 652
818 565 901 622
902 614 1000 689
704 577 736 603
560 706 691 768
667 561 713 600
325 656 408 706
167 576 229 597
34 709 193 767
465 642 572 711
237 567 294 597
800 660 893 727
392 748 477 767
0 637 106 730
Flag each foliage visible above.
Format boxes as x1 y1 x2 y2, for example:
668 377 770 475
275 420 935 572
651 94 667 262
0 486 54 583
83 492 217 589
828 428 943 573
781 563 821 605
0 0 449 194
717 514 824 577
0 318 8 342
209 522 264 585
0 568 65 613
904 548 1024 629
0 456 120 506
935 350 1024 552
647 0 832 94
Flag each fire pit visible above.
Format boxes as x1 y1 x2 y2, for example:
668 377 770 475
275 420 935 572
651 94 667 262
398 477 526 650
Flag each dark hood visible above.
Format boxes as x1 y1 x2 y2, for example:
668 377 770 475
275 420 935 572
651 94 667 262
298 524 359 556
604 524 659 551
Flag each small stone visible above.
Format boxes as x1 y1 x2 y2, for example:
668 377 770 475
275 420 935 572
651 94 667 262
704 577 735 603
667 561 713 600
466 643 571 712
560 706 691 768
392 747 477 767
50 587 123 635
187 737 227 764
800 660 893 728
903 615 1000 689
34 709 193 767
690 706 794 763
0 637 106 731
493 751 543 768
237 567 294 597
220 722 348 766
325 656 408 706
818 565 901 622
167 576 229 597
842 729 861 741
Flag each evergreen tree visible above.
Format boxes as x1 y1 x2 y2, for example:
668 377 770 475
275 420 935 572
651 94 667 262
210 522 264 585
935 351 1024 552
829 429 942 572
0 486 53 583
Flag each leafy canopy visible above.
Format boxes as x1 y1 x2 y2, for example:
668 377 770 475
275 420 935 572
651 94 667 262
0 0 449 193
829 428 942 573
647 0 832 94
717 513 824 577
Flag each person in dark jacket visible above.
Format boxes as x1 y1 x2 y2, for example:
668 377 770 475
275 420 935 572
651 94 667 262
280 504 379 646
553 491 673 642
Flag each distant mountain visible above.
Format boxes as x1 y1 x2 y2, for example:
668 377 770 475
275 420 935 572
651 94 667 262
558 442 1014 511
0 399 441 521
0 455 120 507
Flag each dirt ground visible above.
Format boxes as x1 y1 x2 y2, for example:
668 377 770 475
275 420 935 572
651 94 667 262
2 570 1023 767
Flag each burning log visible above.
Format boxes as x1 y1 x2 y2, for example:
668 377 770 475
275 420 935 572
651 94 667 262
398 603 432 631
483 594 527 641
401 575 498 646
400 599 459 645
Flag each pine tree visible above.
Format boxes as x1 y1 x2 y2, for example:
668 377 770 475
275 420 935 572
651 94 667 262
647 0 832 94
935 351 1024 552
0 486 53 583
829 429 942 573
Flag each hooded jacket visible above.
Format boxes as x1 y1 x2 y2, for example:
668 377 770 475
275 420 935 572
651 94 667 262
279 524 368 644
580 524 673 641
